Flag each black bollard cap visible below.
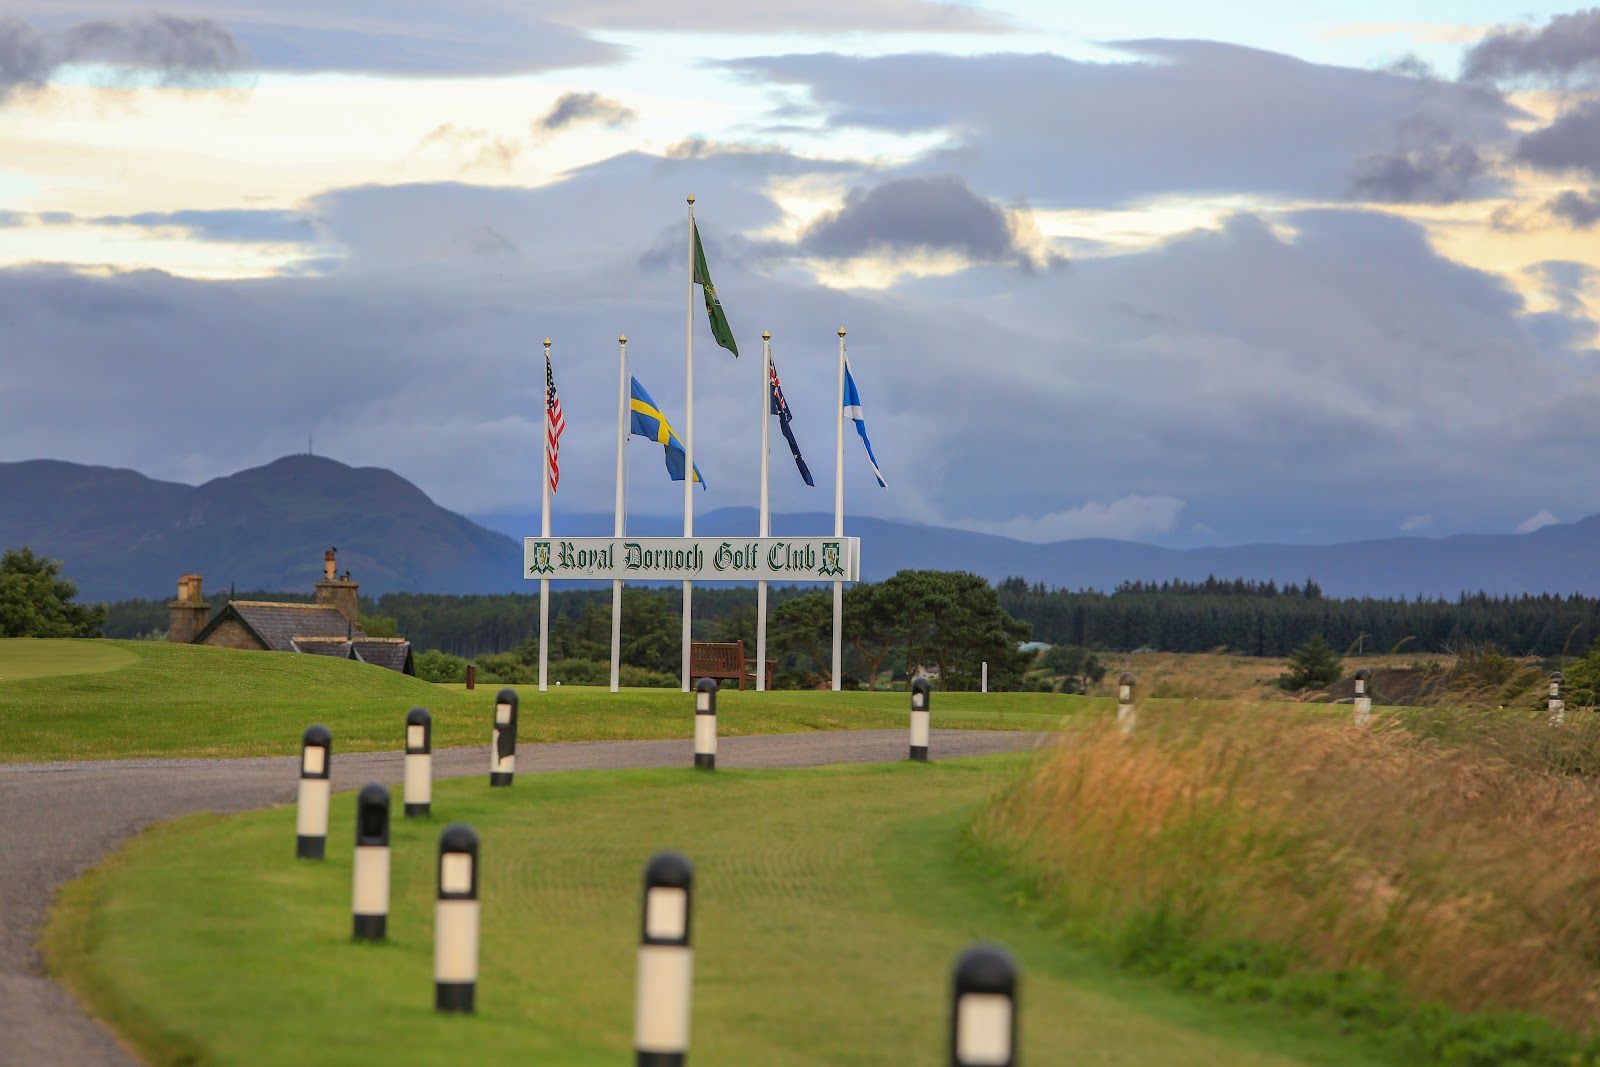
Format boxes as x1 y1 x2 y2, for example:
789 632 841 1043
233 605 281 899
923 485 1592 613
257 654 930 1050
1552 670 1565 683
950 942 1019 1066
696 677 717 713
405 707 432 754
1118 672 1135 686
300 724 332 779
437 823 480 900
641 849 694 946
912 676 931 709
356 783 390 846
1354 667 1371 681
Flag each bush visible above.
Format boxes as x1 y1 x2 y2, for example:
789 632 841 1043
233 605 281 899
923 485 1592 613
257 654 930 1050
413 649 467 683
1277 634 1341 691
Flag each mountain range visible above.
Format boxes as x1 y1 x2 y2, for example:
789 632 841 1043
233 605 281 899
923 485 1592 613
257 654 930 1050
4 454 1600 602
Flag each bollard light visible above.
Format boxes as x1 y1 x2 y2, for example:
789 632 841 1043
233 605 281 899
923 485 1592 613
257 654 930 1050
491 687 518 787
1550 670 1566 725
635 849 694 1066
296 724 332 860
950 942 1019 1067
694 678 717 771
435 823 480 1013
404 706 433 817
1117 672 1136 735
910 677 932 761
352 783 391 941
1353 667 1373 726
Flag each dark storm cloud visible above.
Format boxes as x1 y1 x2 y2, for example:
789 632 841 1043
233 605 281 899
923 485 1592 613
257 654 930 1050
722 42 1519 208
533 92 636 134
796 175 1030 263
0 13 245 100
1519 99 1600 176
1464 8 1600 83
9 3 619 78
1549 187 1600 228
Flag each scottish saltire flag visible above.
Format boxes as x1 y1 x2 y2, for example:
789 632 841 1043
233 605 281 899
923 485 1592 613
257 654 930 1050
768 358 814 487
629 377 706 488
842 357 886 488
544 349 566 493
692 220 738 357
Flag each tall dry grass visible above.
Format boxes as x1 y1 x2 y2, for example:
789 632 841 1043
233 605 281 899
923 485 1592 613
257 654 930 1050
981 703 1600 1030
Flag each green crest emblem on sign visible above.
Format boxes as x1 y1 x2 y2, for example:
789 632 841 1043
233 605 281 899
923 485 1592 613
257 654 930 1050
529 541 555 576
820 541 844 578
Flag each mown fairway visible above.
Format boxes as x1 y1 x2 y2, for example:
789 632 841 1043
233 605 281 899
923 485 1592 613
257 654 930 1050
0 639 1073 762
46 758 1382 1066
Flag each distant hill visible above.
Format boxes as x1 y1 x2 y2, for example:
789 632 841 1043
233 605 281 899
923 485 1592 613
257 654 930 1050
8 455 1600 602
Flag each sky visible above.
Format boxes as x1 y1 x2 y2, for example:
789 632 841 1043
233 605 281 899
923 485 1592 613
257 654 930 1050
3 2 1600 548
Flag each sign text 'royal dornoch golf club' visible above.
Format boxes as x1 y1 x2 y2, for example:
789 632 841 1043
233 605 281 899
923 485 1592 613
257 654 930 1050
523 537 861 582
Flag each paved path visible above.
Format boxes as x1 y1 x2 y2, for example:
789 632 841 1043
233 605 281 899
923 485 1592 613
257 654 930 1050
0 729 1044 1065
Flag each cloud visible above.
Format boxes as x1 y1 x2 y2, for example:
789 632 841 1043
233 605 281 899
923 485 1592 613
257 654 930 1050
533 92 636 135
10 3 619 77
1464 9 1600 84
1400 514 1433 531
1519 100 1600 177
1346 127 1487 203
94 209 317 244
1548 187 1600 228
722 43 1520 208
971 495 1186 543
794 175 1036 265
1516 509 1560 533
539 0 1008 34
0 13 246 101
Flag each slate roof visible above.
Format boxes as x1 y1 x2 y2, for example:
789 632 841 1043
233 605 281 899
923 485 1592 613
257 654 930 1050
195 600 357 652
292 636 354 658
352 638 414 675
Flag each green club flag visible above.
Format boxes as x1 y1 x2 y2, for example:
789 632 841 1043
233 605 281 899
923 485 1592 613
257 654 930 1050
692 220 739 357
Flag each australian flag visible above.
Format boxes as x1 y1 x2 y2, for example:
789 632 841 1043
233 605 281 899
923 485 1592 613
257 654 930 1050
769 359 815 487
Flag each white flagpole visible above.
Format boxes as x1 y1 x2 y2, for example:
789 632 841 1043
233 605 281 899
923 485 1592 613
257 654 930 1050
756 330 772 692
611 333 628 693
539 337 552 694
832 327 845 692
682 196 696 692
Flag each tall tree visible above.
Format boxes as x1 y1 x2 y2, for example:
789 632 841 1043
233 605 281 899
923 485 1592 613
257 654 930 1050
0 548 106 638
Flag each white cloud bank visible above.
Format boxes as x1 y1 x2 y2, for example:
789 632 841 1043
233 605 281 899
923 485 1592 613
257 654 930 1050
970 495 1186 543
1516 509 1560 533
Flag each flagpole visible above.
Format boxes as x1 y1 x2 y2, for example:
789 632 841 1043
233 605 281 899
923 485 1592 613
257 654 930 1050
539 337 552 695
756 330 772 693
832 327 845 693
682 196 696 692
611 333 628 694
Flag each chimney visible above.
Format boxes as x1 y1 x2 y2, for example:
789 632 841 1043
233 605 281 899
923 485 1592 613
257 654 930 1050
315 548 360 627
167 573 210 643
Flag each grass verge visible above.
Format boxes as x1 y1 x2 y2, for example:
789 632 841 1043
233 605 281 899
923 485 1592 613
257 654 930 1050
0 640 1065 762
45 758 1389 1065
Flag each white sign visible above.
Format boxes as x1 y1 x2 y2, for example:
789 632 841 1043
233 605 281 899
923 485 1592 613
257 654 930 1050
523 536 861 582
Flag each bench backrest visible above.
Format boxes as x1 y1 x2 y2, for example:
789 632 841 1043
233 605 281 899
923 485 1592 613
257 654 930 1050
690 641 745 676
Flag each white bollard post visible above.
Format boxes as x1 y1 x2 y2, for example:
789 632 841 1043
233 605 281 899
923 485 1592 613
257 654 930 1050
1353 667 1373 726
635 850 694 1066
296 724 332 860
435 824 480 1013
1117 672 1136 735
1549 670 1565 726
982 660 988 693
490 687 518 787
404 706 432 817
693 678 717 771
950 942 1019 1067
352 784 390 941
910 677 931 761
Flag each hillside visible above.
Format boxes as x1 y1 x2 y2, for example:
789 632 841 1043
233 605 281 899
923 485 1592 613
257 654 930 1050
10 454 1600 600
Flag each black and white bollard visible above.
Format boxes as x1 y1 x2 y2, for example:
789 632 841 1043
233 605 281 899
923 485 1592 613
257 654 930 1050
405 706 433 816
910 677 931 761
434 823 480 1013
1117 672 1136 735
352 783 391 941
950 942 1019 1067
490 687 518 787
296 724 332 859
694 678 717 770
1353 667 1373 727
1549 670 1565 725
635 849 694 1066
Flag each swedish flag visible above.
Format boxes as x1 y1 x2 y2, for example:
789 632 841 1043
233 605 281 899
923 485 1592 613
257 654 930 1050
630 377 706 488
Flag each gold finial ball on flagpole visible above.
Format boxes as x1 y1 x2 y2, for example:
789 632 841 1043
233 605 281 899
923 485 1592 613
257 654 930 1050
687 194 696 205
543 337 551 348
619 333 628 344
762 330 771 341
838 326 847 337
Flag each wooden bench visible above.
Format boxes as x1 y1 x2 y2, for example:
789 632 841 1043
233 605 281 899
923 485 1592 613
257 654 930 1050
690 640 774 691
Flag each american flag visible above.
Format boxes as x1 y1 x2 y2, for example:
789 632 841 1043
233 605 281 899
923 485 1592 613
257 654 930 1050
768 358 814 487
545 349 566 493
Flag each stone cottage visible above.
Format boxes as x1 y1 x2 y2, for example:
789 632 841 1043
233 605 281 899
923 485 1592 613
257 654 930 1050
167 548 414 674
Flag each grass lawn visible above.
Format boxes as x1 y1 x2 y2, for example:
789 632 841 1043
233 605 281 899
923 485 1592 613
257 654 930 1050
0 640 1074 762
44 757 1385 1065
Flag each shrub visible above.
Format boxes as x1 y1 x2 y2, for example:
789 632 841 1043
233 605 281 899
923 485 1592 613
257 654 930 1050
1277 634 1341 691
